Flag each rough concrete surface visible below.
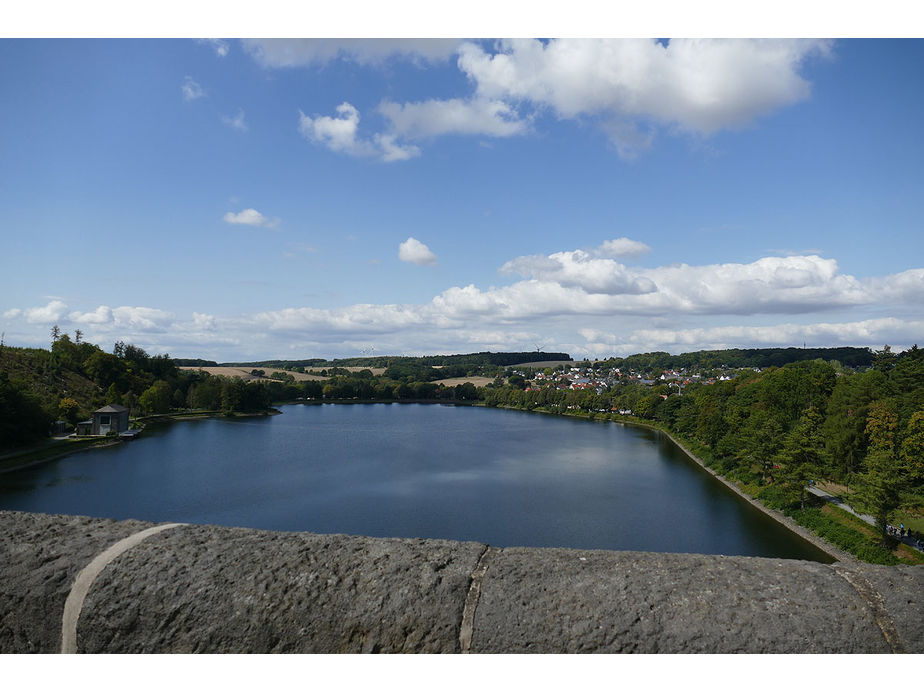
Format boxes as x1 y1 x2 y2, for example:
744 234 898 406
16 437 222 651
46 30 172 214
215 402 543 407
1 511 922 653
0 511 152 653
851 564 924 652
470 548 899 653
77 522 486 653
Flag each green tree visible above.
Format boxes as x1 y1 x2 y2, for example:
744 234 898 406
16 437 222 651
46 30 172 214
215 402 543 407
900 410 924 484
0 373 53 449
104 383 122 406
858 401 903 542
139 380 172 414
57 396 81 425
221 379 244 412
774 407 826 510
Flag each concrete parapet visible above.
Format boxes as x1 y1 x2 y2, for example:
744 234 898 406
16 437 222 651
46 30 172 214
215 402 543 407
1 510 921 653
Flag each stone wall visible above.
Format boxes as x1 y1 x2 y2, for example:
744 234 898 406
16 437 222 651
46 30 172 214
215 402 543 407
1 511 921 653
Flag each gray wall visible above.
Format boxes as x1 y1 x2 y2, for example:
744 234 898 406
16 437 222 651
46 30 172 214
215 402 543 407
1 511 921 653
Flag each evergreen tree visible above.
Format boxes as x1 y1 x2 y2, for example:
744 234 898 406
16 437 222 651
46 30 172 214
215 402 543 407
774 407 826 510
858 401 903 542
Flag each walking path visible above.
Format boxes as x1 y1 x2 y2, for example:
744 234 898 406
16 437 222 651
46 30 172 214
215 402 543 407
807 485 876 525
807 485 923 554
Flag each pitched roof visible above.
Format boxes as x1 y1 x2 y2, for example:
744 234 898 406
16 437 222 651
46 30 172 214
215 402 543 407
94 404 130 413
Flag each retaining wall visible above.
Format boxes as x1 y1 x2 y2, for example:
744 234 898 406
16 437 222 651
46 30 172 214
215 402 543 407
1 510 921 653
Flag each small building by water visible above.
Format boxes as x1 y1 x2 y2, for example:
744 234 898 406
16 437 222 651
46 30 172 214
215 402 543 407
90 404 130 435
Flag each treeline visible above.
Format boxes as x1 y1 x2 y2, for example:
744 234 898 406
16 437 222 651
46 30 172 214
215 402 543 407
258 374 481 403
0 332 278 450
590 347 875 373
220 350 572 371
487 346 924 554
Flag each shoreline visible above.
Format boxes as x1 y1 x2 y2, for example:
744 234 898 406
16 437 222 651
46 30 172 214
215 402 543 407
627 420 856 564
0 409 281 475
490 404 856 564
0 401 859 563
0 440 123 475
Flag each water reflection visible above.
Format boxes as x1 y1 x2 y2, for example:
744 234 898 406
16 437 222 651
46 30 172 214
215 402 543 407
0 404 832 562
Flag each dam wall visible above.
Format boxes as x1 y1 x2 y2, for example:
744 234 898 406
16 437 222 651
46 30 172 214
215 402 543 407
1 510 921 653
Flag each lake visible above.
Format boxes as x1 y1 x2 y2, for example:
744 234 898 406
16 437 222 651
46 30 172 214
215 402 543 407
0 403 832 561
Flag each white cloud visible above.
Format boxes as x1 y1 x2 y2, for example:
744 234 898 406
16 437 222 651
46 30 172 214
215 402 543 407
502 251 656 295
242 39 460 68
496 250 876 316
222 109 247 132
280 39 830 161
193 312 217 330
24 300 68 323
3 308 22 319
596 238 652 258
458 39 831 135
374 133 421 162
111 306 174 332
69 306 113 324
602 318 924 356
398 237 438 266
298 102 377 158
252 304 426 338
181 76 204 102
198 38 229 57
378 98 528 139
223 208 279 228
298 103 421 162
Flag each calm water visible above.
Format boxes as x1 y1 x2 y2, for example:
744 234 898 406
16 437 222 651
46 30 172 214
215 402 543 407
0 404 832 561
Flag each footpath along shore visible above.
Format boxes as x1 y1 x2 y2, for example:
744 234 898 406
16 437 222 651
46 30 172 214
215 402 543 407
620 419 858 564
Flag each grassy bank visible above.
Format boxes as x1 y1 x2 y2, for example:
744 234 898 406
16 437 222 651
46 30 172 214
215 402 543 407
489 403 924 565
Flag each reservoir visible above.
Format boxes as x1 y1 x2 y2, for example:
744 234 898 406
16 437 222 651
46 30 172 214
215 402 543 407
0 403 832 561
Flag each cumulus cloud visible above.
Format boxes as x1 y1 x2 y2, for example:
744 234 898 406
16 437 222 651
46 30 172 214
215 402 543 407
298 102 375 157
69 306 113 324
378 98 528 139
181 76 204 101
501 251 657 295
601 318 924 356
458 39 831 134
271 39 832 160
496 250 876 317
5 247 921 359
223 208 279 228
299 103 420 162
398 237 438 266
242 39 461 68
596 237 652 258
222 109 247 132
23 300 68 323
111 306 174 332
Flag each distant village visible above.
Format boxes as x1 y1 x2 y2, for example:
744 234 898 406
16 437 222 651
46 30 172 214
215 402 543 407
505 363 758 414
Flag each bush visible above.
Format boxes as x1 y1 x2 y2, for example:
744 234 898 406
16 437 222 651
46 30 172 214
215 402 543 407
790 507 898 565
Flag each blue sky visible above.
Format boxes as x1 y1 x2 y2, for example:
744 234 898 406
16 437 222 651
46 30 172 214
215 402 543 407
2 34 923 361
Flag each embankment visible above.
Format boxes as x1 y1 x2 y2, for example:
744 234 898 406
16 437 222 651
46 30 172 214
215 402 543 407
2 511 921 653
